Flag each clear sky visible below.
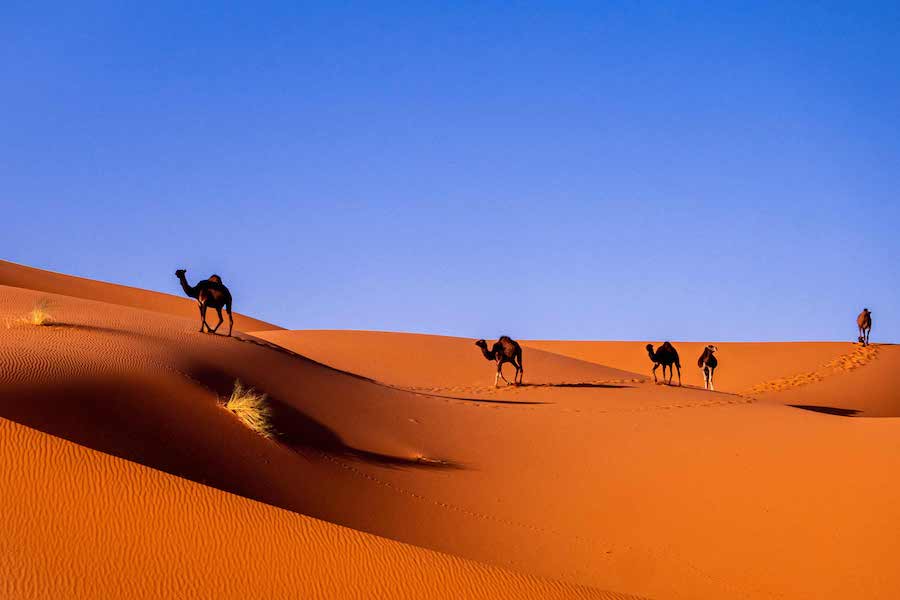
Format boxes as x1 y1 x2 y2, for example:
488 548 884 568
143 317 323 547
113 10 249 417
3 2 898 342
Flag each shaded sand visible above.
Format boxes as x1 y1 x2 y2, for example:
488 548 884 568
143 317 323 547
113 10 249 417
524 340 852 392
2 272 900 600
0 418 631 600
0 259 279 332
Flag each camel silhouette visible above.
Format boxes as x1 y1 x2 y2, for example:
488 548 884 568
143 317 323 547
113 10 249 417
475 336 524 387
697 345 718 391
646 342 681 386
857 308 872 346
175 269 233 336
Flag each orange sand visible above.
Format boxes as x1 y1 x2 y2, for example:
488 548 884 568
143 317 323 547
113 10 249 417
1 265 899 600
0 259 279 332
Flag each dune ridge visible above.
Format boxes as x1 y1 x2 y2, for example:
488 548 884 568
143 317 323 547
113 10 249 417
0 259 280 332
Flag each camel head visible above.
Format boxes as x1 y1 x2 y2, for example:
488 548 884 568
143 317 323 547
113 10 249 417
706 344 718 354
475 339 496 361
175 269 187 278
645 343 654 352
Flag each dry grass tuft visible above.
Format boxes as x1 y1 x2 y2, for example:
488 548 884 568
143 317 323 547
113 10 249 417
223 380 275 439
7 299 53 328
26 299 53 326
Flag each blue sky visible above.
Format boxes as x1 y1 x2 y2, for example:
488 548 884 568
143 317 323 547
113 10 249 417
2 2 898 341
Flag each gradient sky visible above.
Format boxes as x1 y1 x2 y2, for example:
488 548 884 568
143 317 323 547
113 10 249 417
3 2 898 342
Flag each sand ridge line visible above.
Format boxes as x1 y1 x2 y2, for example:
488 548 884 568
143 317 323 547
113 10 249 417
744 344 880 396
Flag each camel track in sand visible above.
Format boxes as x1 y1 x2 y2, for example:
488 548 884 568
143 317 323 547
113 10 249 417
744 344 880 397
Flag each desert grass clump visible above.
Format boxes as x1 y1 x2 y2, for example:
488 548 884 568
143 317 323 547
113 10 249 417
9 299 54 328
223 380 275 439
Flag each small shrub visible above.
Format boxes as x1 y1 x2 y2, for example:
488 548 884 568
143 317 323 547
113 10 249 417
19 298 53 326
224 380 275 439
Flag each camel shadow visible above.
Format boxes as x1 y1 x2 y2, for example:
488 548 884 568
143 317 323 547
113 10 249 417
517 382 635 389
412 392 549 405
788 404 861 417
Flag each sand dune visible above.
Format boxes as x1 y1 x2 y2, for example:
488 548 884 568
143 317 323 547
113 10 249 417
2 267 900 600
0 259 279 332
523 340 854 393
252 329 644 393
752 344 900 417
525 339 898 416
0 417 632 600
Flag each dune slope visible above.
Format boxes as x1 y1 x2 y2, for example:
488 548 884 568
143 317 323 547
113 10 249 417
0 259 279 332
253 329 643 392
523 340 853 392
0 417 633 600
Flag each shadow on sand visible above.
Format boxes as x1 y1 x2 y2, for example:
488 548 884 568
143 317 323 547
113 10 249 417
410 392 550 405
788 404 861 417
518 382 635 389
185 362 462 470
269 399 462 470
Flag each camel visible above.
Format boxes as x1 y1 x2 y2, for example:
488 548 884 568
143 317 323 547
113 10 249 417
646 342 681 385
175 269 234 336
697 345 718 391
857 308 872 346
475 336 524 387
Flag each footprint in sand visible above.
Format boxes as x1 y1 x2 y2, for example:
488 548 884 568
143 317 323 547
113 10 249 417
745 344 879 396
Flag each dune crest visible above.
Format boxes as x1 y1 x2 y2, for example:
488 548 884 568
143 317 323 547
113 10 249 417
0 259 280 332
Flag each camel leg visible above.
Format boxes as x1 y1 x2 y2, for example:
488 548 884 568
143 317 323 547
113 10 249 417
210 307 224 334
651 363 660 383
226 305 234 337
498 362 510 386
676 364 681 386
709 367 714 391
200 304 215 334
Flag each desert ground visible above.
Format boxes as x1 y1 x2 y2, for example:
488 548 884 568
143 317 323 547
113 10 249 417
1 258 898 599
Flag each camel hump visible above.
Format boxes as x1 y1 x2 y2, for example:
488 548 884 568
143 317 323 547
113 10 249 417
208 274 222 284
857 310 871 328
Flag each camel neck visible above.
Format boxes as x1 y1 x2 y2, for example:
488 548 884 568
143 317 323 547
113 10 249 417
178 275 199 298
